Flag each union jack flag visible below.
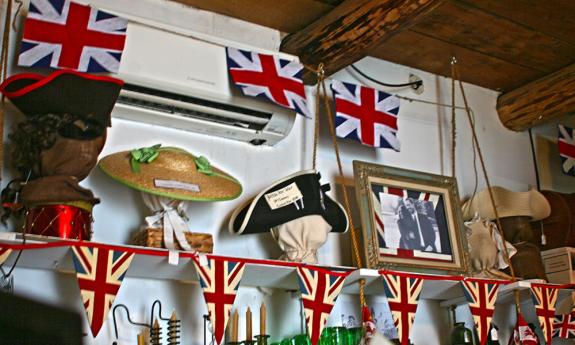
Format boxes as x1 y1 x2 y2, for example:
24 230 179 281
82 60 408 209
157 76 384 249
297 266 347 345
18 0 128 73
226 47 309 117
331 80 400 149
461 279 502 345
0 248 12 265
193 257 246 345
558 124 575 177
552 311 575 339
530 284 559 344
381 273 423 345
71 246 134 336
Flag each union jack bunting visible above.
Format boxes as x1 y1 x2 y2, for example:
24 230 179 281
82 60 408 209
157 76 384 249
0 248 12 265
371 184 452 261
530 284 559 344
19 0 128 73
71 245 134 336
381 273 424 345
461 279 502 345
226 47 309 117
193 256 246 345
297 266 347 345
558 124 575 177
552 311 575 339
331 80 400 149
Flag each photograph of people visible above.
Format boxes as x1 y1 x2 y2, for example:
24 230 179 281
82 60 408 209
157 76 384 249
397 198 437 252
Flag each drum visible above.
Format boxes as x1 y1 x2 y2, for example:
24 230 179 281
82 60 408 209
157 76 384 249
25 204 92 240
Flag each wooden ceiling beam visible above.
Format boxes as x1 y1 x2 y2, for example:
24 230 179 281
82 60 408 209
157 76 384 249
280 0 444 84
497 63 575 131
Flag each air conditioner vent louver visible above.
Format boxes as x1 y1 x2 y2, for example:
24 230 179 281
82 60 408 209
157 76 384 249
113 23 296 146
117 84 273 130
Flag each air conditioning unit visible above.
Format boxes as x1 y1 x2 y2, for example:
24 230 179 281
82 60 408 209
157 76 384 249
114 23 297 146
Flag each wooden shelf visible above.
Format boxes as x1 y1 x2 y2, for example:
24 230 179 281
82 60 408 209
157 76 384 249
1 233 573 309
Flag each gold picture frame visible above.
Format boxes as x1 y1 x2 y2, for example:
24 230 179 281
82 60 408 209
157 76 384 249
353 160 469 275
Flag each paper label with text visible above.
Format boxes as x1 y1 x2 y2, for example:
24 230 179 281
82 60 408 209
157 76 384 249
154 179 200 192
264 182 303 210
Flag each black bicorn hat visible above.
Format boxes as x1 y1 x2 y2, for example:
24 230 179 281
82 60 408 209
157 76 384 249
228 170 349 235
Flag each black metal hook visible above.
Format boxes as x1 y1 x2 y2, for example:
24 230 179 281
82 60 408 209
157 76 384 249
149 299 171 329
112 304 150 344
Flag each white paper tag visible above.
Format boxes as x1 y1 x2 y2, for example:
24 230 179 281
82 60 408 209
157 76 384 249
168 250 179 266
264 182 303 210
198 254 208 267
154 179 200 192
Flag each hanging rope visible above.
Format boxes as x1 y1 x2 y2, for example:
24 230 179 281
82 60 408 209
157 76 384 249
1 0 15 184
450 58 457 178
450 62 521 313
307 63 367 308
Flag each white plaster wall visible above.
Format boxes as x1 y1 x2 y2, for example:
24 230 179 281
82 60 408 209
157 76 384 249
1 0 542 344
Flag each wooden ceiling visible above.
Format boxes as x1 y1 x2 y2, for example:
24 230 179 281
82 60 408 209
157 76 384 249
171 0 575 93
170 0 575 131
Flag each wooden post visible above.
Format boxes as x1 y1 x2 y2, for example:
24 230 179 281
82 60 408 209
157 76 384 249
280 0 444 84
497 63 575 131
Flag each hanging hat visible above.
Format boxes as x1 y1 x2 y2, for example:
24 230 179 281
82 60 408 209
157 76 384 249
461 186 550 221
228 170 348 235
98 146 242 201
0 70 123 131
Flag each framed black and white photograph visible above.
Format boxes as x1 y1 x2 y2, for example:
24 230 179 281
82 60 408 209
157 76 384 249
353 161 469 274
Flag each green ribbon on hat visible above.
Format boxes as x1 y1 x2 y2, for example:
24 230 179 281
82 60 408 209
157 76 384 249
131 144 161 173
194 156 214 176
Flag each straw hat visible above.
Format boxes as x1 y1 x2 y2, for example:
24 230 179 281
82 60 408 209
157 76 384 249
461 186 550 221
228 170 348 235
98 146 242 201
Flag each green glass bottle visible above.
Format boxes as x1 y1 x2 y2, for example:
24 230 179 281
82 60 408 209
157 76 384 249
450 322 473 345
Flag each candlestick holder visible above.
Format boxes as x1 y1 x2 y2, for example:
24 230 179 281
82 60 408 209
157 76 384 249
227 341 242 345
255 334 270 345
243 340 256 345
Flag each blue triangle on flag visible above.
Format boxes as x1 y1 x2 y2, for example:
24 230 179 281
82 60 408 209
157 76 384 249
377 91 391 103
388 106 400 115
95 9 117 21
87 57 109 73
49 0 66 15
341 81 356 95
28 2 42 15
26 49 54 68
238 48 254 62
20 41 37 54
278 58 290 68
334 115 361 142
109 51 123 61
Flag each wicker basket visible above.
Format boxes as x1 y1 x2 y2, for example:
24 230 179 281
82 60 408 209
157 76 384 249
133 228 213 253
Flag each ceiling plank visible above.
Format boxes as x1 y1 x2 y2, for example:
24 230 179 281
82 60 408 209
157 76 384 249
497 63 575 131
369 30 546 92
280 0 444 84
458 0 575 46
411 1 575 73
168 0 336 33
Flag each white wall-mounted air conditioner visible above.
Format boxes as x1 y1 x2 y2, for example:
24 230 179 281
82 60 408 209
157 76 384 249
114 23 297 146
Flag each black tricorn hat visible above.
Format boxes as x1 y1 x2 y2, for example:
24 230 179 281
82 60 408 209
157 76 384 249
0 70 123 129
229 170 349 235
